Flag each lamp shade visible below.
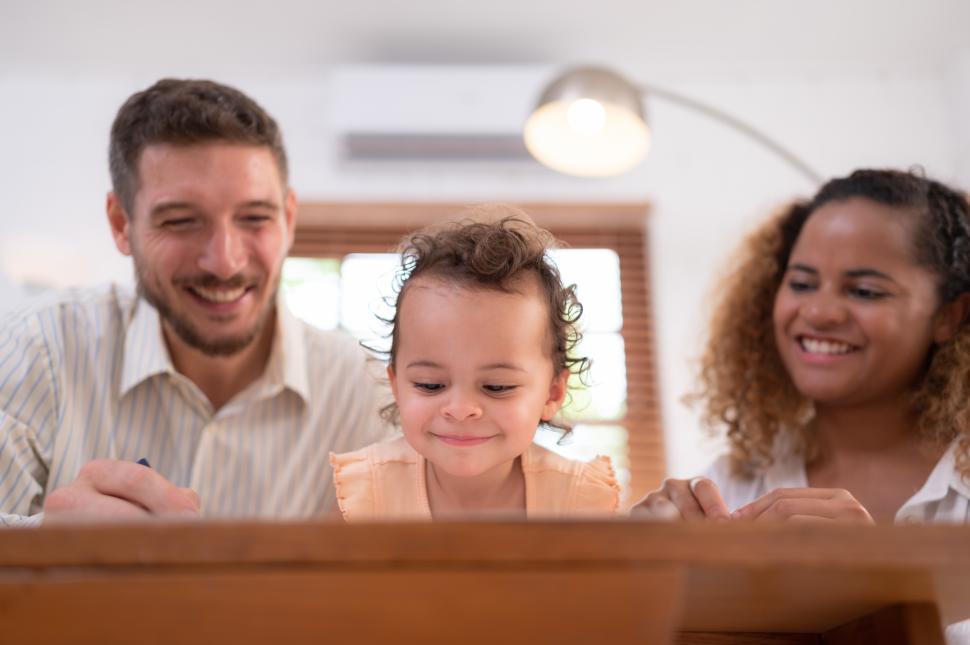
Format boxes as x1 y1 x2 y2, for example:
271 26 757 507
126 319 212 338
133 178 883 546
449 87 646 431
524 67 650 177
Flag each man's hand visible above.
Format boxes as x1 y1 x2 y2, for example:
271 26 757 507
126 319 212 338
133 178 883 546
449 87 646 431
43 459 201 523
631 477 731 521
731 487 874 524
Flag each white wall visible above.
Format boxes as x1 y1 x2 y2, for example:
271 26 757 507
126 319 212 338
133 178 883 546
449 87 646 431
1 63 966 477
946 51 970 185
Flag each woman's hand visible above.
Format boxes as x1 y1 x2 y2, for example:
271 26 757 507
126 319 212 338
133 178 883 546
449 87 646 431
631 477 731 521
732 487 874 524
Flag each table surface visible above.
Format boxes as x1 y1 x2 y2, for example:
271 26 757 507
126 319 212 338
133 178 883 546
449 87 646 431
1 520 967 642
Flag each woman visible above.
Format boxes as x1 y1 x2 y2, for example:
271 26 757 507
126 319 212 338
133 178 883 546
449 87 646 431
637 169 970 524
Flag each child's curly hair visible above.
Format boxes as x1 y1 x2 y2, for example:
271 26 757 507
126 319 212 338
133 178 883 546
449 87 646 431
379 205 591 432
692 169 970 479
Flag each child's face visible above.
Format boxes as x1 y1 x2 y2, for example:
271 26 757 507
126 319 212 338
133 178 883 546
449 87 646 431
772 197 952 407
388 275 568 479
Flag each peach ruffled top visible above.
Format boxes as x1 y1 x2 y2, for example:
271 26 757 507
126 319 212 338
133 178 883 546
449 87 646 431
330 436 620 521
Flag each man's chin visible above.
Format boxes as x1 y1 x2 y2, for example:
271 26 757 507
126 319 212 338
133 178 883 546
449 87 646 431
183 331 261 357
137 274 279 358
161 308 272 357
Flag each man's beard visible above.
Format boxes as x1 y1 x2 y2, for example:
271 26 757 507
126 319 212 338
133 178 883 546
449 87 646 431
134 261 279 357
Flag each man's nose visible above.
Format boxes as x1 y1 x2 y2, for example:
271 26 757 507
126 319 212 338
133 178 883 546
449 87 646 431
198 224 246 279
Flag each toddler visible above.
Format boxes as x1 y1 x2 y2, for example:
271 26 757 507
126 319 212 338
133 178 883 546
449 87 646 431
331 208 619 520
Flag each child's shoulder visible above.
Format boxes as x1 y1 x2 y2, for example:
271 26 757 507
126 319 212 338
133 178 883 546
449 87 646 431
332 435 417 465
330 436 428 521
523 444 621 516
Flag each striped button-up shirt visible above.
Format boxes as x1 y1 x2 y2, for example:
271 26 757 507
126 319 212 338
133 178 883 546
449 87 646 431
0 284 391 526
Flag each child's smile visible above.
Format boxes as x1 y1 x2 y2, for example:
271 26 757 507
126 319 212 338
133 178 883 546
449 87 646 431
430 433 496 447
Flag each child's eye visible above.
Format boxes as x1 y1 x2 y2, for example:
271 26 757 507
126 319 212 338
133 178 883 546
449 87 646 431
482 385 517 394
413 382 444 393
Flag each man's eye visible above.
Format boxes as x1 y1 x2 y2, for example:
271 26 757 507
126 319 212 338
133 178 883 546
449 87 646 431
240 214 273 225
483 385 516 394
413 382 444 393
161 218 196 229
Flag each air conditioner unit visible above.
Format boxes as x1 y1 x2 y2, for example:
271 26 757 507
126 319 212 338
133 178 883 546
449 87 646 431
330 65 553 165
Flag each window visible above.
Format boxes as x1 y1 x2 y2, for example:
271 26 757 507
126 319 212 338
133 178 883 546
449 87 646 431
287 202 662 502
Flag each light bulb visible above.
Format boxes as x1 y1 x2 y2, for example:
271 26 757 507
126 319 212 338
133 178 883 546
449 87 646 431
566 98 606 136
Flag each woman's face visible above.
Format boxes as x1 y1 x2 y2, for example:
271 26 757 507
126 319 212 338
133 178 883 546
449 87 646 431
772 197 950 408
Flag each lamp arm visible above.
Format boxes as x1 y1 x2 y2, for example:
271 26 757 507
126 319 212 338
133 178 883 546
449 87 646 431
638 83 823 185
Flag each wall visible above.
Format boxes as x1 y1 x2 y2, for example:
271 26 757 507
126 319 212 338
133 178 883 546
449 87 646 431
0 63 965 477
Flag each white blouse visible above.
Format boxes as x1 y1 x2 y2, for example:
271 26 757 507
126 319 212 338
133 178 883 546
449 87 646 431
703 438 969 644
704 438 970 523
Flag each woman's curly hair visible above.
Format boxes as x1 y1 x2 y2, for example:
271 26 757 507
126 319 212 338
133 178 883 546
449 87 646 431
378 205 590 432
693 169 970 479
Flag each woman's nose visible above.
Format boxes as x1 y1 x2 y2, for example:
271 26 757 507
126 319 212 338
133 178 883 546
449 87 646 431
801 292 848 328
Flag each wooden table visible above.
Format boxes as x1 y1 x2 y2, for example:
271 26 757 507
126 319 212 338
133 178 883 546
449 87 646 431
0 521 966 644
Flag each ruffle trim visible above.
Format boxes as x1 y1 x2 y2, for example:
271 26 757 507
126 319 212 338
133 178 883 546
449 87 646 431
330 449 374 522
574 455 621 514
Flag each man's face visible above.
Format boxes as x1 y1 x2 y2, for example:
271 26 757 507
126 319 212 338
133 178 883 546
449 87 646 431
108 142 296 356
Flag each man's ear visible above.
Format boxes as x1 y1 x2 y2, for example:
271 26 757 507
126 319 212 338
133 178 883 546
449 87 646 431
933 293 970 343
283 188 297 251
540 369 570 421
106 192 133 256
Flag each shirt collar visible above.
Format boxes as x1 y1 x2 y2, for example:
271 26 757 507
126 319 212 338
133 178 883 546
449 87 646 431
904 439 970 507
119 295 311 404
265 298 310 404
120 297 176 397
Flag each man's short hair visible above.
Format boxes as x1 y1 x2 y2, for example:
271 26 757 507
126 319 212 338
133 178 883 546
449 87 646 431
108 78 289 215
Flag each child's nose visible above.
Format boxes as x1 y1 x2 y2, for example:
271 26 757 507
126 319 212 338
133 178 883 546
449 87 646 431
440 392 483 421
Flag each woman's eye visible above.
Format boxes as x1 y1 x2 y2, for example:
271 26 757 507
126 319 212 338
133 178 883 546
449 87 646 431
787 279 814 293
413 382 444 393
483 385 516 394
850 286 887 300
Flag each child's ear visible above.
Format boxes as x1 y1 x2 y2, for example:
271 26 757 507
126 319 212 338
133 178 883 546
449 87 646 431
540 369 570 421
386 364 399 399
933 293 970 343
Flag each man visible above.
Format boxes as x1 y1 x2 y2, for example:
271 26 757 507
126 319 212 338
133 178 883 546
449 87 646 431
0 79 389 525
